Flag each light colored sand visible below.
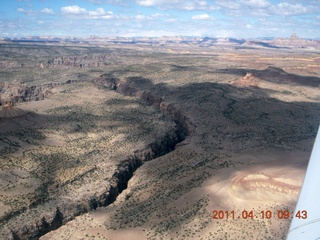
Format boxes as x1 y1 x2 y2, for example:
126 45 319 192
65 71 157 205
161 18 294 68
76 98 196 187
204 151 306 207
41 210 147 240
41 149 309 239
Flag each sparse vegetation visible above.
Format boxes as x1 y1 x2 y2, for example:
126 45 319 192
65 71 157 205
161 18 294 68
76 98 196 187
0 40 319 239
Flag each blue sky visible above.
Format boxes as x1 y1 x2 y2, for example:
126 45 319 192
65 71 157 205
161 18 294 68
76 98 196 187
0 0 319 38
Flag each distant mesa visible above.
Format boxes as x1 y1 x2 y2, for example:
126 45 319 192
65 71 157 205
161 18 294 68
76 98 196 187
265 66 286 73
272 33 320 48
290 33 299 39
241 40 279 49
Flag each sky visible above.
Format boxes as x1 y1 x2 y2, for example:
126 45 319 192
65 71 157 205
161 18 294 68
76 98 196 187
0 0 319 39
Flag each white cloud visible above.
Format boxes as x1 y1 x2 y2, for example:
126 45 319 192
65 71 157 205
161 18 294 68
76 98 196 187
183 0 207 10
60 5 114 19
16 7 37 16
216 0 313 17
40 8 55 15
86 0 127 5
137 0 178 7
88 8 106 16
192 14 210 20
151 13 162 17
17 8 25 13
17 7 54 16
273 2 308 15
135 15 152 20
242 0 270 9
101 15 114 19
197 0 208 6
61 5 87 15
166 18 177 22
136 0 217 10
7 0 319 38
215 0 241 9
137 0 161 6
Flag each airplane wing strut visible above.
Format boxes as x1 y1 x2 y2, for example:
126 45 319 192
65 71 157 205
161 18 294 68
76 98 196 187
287 125 320 240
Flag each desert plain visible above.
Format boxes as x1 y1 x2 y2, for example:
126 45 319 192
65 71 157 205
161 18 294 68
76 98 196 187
0 37 319 239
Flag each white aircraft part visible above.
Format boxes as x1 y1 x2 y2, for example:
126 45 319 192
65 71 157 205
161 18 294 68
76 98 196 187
287 125 320 240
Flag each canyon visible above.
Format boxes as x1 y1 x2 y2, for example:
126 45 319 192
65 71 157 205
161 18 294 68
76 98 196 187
0 39 319 239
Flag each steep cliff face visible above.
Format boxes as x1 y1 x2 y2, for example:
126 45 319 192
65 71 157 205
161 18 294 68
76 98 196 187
0 82 55 119
0 80 86 107
11 208 64 240
0 82 56 105
6 76 193 239
0 55 117 70
93 76 195 136
39 55 118 69
8 128 185 240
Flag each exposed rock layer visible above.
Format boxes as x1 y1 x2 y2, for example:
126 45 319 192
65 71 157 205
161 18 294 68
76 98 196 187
0 81 86 107
93 75 195 136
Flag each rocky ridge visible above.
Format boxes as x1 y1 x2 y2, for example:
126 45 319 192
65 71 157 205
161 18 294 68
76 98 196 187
39 55 119 69
0 82 55 106
0 80 86 109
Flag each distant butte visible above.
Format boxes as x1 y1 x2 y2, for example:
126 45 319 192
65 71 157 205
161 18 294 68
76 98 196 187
232 72 261 88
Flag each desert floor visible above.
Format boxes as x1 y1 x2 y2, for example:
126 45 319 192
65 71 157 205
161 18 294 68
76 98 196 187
0 42 319 239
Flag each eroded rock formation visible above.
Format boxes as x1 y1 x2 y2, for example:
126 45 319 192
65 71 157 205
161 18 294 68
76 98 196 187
38 55 116 69
0 80 87 109
0 82 54 105
232 72 260 88
93 75 195 135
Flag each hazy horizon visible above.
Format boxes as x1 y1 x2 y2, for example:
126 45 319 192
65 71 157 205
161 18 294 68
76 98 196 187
1 0 319 39
2 34 317 40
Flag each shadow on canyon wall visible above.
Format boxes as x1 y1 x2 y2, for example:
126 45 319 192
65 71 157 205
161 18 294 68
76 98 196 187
1 69 319 239
95 73 319 238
